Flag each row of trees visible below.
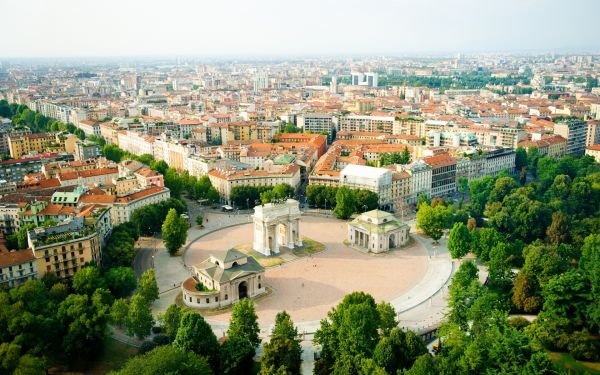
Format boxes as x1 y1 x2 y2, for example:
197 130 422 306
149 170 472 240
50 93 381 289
441 153 600 361
378 147 411 166
229 183 295 208
115 299 303 375
102 144 220 202
306 185 379 219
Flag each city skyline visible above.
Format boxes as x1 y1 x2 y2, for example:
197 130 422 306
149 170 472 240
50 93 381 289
2 0 600 58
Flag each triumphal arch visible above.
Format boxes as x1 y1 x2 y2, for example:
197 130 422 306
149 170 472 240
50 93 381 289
252 198 302 256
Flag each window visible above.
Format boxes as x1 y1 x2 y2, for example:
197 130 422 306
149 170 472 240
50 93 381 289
215 297 219 302
258 283 262 289
225 294 228 300
206 298 209 304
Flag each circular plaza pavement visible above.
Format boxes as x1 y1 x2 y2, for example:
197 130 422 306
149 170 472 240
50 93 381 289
183 215 429 325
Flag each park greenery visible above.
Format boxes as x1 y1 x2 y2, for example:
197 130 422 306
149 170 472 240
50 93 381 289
384 72 531 91
418 152 600 362
313 292 428 374
113 299 303 375
306 185 380 219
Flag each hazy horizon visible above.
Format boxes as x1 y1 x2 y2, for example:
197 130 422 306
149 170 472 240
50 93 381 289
1 0 599 58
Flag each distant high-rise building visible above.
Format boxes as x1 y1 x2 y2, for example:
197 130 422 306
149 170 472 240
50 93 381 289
254 73 269 92
351 72 378 87
330 76 337 93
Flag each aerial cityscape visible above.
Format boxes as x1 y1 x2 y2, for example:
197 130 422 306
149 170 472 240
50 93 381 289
0 1 599 374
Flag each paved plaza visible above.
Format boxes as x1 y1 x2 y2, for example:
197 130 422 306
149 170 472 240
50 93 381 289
184 215 429 324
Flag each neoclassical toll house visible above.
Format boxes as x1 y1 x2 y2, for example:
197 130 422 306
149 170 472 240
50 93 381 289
182 248 265 309
348 210 410 253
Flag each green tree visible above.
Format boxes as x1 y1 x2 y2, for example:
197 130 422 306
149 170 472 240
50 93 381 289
546 211 570 245
162 208 188 255
72 266 106 296
333 186 357 219
448 222 471 259
158 304 183 340
105 267 137 298
228 298 261 349
196 215 204 226
110 298 129 328
377 302 397 335
13 355 46 375
354 189 379 212
113 345 212 375
173 311 219 368
56 289 111 359
138 269 159 304
261 311 302 375
416 202 450 242
515 146 528 171
220 335 256 375
314 292 380 372
402 354 437 375
126 294 154 339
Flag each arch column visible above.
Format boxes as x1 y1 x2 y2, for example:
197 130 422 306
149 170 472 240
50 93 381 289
294 218 302 247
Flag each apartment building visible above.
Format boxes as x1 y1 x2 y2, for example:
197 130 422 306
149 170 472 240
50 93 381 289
423 153 457 198
58 167 119 186
0 243 37 289
8 133 66 158
585 144 600 162
400 160 432 205
27 217 101 280
208 164 301 204
339 115 396 134
427 131 478 147
340 164 393 208
297 113 336 140
517 134 567 159
0 153 73 183
553 119 587 156
0 203 20 235
0 127 31 156
586 120 600 147
74 141 101 161
111 186 171 225
78 120 101 137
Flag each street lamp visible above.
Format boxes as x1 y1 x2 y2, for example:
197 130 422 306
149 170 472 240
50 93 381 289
151 255 155 268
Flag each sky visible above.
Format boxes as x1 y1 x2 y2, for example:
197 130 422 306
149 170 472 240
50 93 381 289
1 0 599 58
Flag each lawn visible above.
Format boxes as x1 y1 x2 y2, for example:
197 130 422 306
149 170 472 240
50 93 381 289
550 352 600 374
85 337 139 374
233 243 284 267
292 236 326 256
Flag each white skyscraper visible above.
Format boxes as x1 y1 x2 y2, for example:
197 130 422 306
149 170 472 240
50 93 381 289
351 72 378 87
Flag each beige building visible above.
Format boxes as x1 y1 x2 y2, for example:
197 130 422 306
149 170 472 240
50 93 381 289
348 210 410 253
0 239 37 288
8 133 66 158
27 217 101 280
585 144 600 162
208 164 301 204
181 249 265 309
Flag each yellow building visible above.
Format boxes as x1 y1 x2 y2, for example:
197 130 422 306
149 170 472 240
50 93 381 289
8 132 68 158
27 217 101 280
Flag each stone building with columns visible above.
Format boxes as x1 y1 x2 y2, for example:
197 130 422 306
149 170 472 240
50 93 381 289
182 248 265 309
252 199 302 256
348 210 410 253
